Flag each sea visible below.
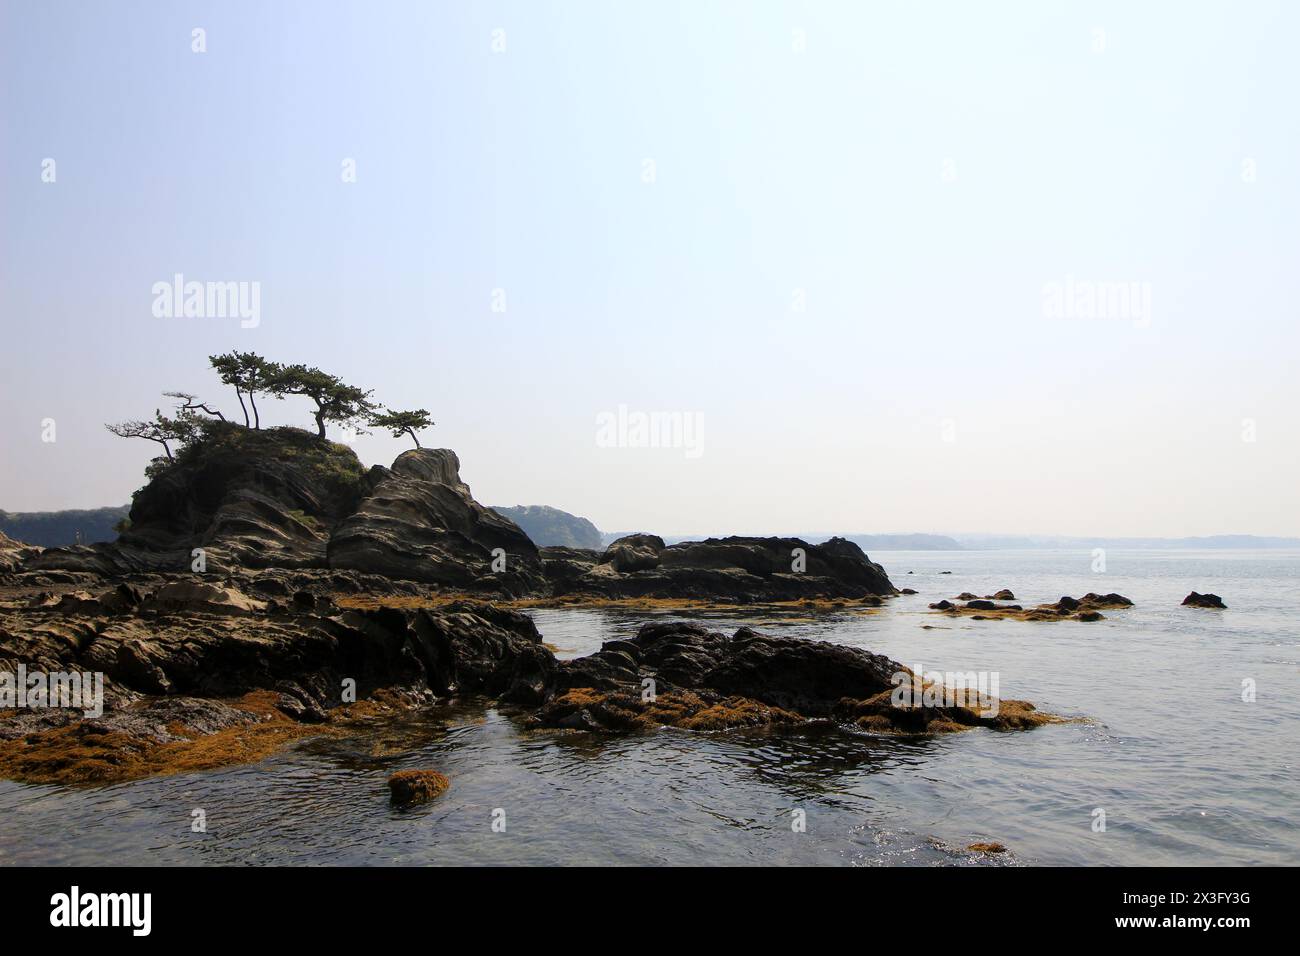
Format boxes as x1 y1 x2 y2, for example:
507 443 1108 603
1 549 1296 866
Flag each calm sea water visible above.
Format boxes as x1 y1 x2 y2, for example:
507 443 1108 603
1 550 1296 866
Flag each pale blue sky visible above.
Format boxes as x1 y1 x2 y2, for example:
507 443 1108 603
2 0 1297 537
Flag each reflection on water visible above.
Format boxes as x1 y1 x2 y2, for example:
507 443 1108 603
1 550 1297 866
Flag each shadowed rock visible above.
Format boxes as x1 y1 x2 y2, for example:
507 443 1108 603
544 535 895 601
535 620 1058 736
1182 591 1226 609
327 449 543 595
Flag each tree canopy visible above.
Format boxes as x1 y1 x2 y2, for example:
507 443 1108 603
106 354 432 466
209 352 278 428
268 364 376 440
369 408 434 448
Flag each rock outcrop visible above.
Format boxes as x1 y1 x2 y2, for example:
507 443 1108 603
0 531 40 575
327 449 543 595
11 432 544 596
1182 591 1226 609
542 534 895 601
930 592 1132 622
0 586 552 712
21 425 369 577
535 620 1057 735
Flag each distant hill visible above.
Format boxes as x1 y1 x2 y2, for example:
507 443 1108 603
953 533 1300 550
0 506 128 547
837 533 964 551
491 505 603 550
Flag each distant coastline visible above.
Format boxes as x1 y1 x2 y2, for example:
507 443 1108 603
5 502 1297 552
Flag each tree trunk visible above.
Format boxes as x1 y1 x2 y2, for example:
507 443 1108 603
314 409 326 439
235 389 250 427
409 429 421 448
249 391 261 429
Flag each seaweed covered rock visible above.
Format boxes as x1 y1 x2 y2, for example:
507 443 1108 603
535 621 1058 737
930 591 1133 622
388 769 450 805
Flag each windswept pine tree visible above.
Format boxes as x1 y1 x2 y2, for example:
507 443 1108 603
369 408 434 448
105 408 202 462
267 364 376 440
106 355 431 464
209 352 278 428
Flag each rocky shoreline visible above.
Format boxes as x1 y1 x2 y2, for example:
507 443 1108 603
1 432 1063 786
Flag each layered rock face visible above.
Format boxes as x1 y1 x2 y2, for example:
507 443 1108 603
327 449 543 595
541 534 895 600
534 620 1055 734
0 532 40 575
0 583 553 729
5 426 894 603
10 431 541 595
553 620 900 715
22 425 369 577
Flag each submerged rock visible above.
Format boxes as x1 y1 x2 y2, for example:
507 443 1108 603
388 769 450 806
930 592 1132 622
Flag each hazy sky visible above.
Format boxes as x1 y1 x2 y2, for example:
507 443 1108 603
2 0 1297 538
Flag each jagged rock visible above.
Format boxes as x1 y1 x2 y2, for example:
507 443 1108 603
0 595 553 713
538 546 601 587
601 534 664 573
550 620 901 717
1182 591 1226 609
559 535 894 601
0 531 41 575
536 620 1057 736
327 449 543 595
140 581 266 616
24 425 368 577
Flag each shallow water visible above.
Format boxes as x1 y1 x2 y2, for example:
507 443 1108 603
1 549 1296 866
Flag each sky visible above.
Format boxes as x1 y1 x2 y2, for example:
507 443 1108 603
1 0 1297 538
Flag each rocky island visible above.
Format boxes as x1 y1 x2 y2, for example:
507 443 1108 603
0 362 1061 786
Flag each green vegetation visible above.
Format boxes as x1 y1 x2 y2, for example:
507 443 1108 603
369 408 434 448
0 507 129 547
105 353 436 470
